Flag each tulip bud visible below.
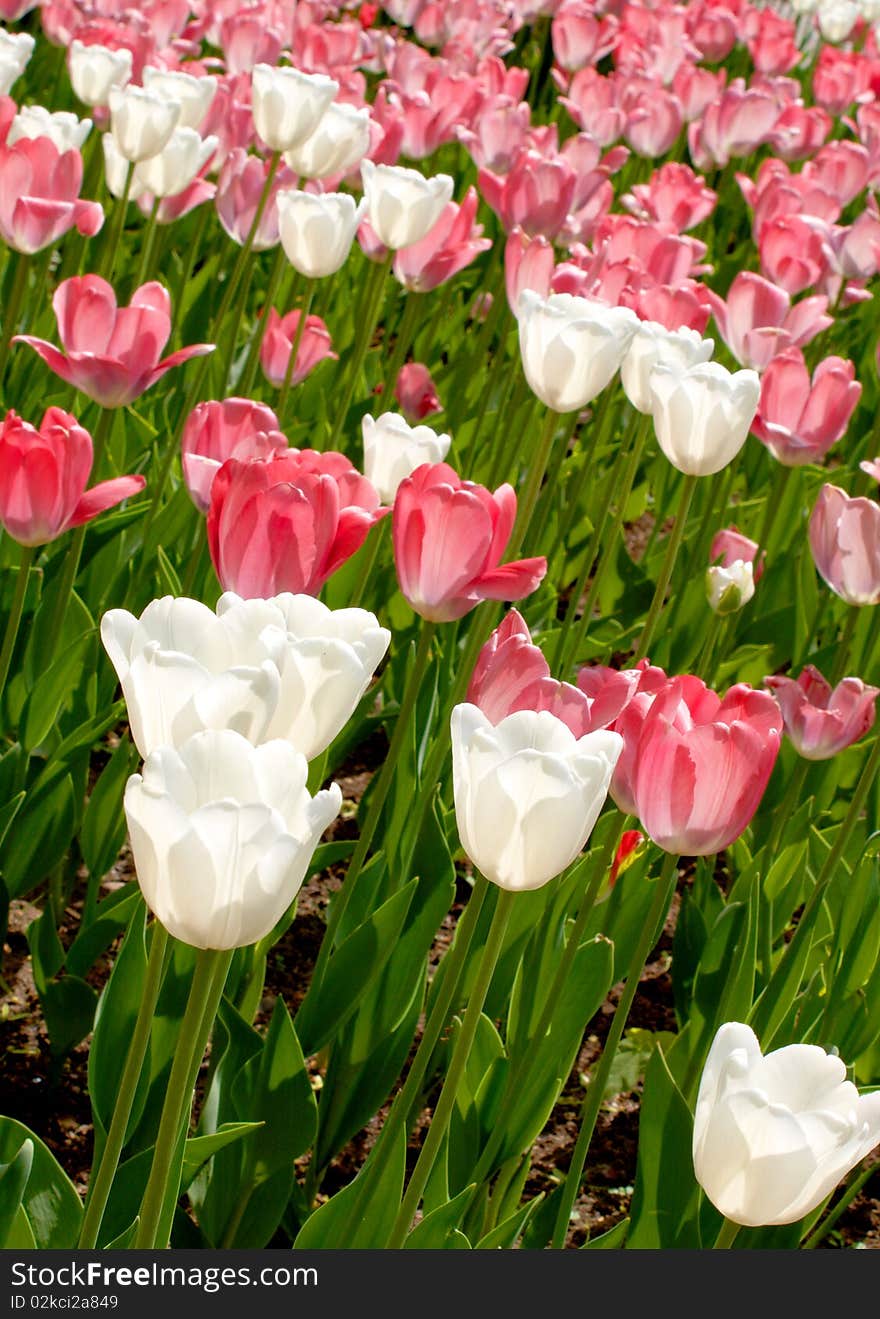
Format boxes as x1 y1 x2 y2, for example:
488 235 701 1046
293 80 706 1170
361 411 451 503
451 703 622 892
7 105 92 152
68 40 132 109
621 320 714 414
609 829 645 887
693 1022 880 1227
649 360 760 476
276 189 365 279
518 291 639 412
142 66 218 131
360 159 454 250
251 63 338 153
283 101 370 180
124 731 342 949
705 560 755 614
108 85 182 164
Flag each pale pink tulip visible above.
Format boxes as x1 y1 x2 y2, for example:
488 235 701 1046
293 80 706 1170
765 666 878 761
752 348 861 466
260 310 336 389
0 136 102 254
181 397 287 513
706 272 832 372
393 187 491 293
505 227 554 315
809 484 880 606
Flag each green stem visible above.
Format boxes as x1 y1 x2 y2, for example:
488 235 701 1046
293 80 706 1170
100 162 134 283
135 947 232 1249
754 462 791 562
0 251 30 393
527 409 580 556
277 279 316 424
486 375 533 489
349 519 386 610
133 198 161 289
550 850 679 1248
472 336 514 482
696 611 725 683
171 203 211 341
508 406 567 557
0 542 34 711
239 245 287 399
386 885 516 1247
803 1160 876 1249
79 921 169 1248
328 255 391 450
383 290 421 399
713 1217 741 1250
830 607 861 686
759 756 810 979
307 622 437 993
633 474 699 664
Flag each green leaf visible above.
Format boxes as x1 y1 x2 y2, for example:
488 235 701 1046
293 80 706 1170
476 1195 542 1249
0 1139 34 1247
294 1126 406 1249
89 901 150 1136
181 1123 264 1183
583 1217 629 1248
403 1186 476 1249
80 737 139 883
39 975 98 1061
21 630 93 752
0 1119 82 1248
156 545 182 596
626 1046 701 1249
0 789 24 851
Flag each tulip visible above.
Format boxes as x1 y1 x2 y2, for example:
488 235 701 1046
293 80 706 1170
259 309 336 389
142 66 217 131
276 190 365 279
207 451 385 599
706 272 832 372
7 106 92 153
124 730 342 949
360 159 454 250
0 407 145 546
0 29 32 97
15 277 214 409
68 40 132 108
609 829 645 887
393 187 491 293
818 0 860 42
216 149 290 251
0 137 103 254
395 362 442 422
622 162 717 233
505 228 554 317
102 592 390 762
648 361 760 477
283 101 370 180
621 321 714 415
456 99 531 174
392 463 547 622
251 63 338 154
451 704 622 892
688 80 779 170
765 665 878 761
860 457 880 484
577 660 669 814
181 398 288 514
809 484 880 606
133 127 218 201
361 411 451 502
706 561 754 616
751 348 861 467
628 677 781 855
479 150 577 241
693 1022 880 1227
108 85 181 163
518 291 638 413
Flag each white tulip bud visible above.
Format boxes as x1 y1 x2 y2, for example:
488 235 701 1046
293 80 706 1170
7 106 92 152
251 63 338 153
124 730 342 949
621 321 714 414
108 85 181 163
648 360 760 476
517 291 639 413
705 561 755 615
283 101 371 180
135 128 218 199
276 189 365 278
360 159 454 250
451 704 622 892
142 66 217 131
68 40 132 109
361 412 452 503
693 1022 880 1227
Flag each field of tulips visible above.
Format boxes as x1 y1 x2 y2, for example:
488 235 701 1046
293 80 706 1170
1 0 880 1257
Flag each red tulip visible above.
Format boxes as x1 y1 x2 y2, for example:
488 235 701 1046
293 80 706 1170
0 407 144 546
392 463 546 623
765 666 878 761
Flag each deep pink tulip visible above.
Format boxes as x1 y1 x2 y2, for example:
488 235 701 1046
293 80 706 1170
809 484 880 606
0 407 145 546
392 462 546 623
710 526 765 581
688 80 779 170
758 215 828 297
577 660 669 814
630 678 782 856
393 188 491 293
207 451 385 598
395 362 442 422
15 277 213 409
765 666 878 761
622 162 716 233
467 609 594 734
259 310 336 389
181 397 287 514
706 272 832 372
505 227 554 314
812 45 873 116
479 149 576 240
0 136 103 255
752 348 861 466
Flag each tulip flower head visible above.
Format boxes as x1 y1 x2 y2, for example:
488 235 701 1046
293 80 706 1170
693 1022 880 1227
251 64 338 154
181 398 288 514
361 411 451 503
809 484 880 606
621 321 714 415
360 159 454 250
68 40 132 108
451 703 622 892
649 360 760 477
108 84 182 163
259 309 336 389
765 665 878 760
706 526 763 616
395 362 443 422
518 291 639 413
0 135 103 254
283 101 370 180
752 348 861 466
277 189 365 279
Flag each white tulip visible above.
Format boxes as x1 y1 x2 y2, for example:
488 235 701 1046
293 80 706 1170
693 1022 880 1227
108 85 181 163
705 561 755 615
101 593 390 762
251 63 338 153
648 360 760 477
361 412 451 502
451 704 622 892
276 189 365 278
284 101 371 180
135 127 219 199
621 321 715 414
142 66 217 131
7 106 92 153
360 159 454 250
518 291 639 413
103 133 146 201
124 730 342 949
817 0 860 40
0 29 33 96
68 40 132 109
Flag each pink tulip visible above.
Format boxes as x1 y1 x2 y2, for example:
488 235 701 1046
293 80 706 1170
706 272 832 372
752 348 861 466
861 456 880 484
456 97 532 174
505 227 554 315
392 462 547 623
397 74 481 160
259 309 336 389
560 68 625 147
802 142 871 209
207 450 385 598
479 149 576 240
765 666 878 761
768 104 831 163
746 8 799 76
0 136 103 255
672 63 726 123
467 609 594 734
181 397 288 514
622 162 716 233
15 277 213 409
0 407 145 546
687 4 737 62
551 3 617 73
809 484 880 607
688 80 779 170
577 660 669 814
393 187 491 293
813 46 873 116
629 678 782 856
215 148 291 250
395 362 442 422
710 526 765 581
624 87 683 159
636 280 712 334
758 215 828 297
